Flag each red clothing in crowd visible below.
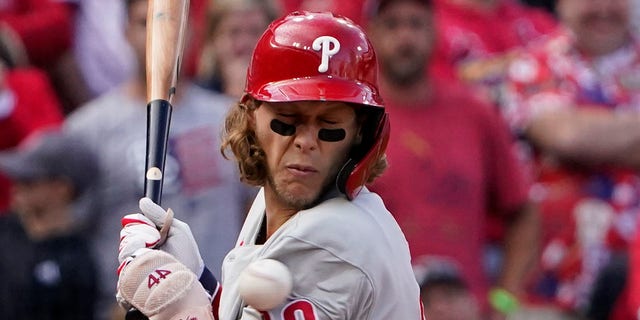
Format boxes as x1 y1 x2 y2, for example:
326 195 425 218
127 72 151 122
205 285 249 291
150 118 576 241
629 226 640 318
430 0 557 90
183 0 208 78
370 81 529 308
0 67 63 211
279 0 367 25
0 0 74 67
503 29 640 314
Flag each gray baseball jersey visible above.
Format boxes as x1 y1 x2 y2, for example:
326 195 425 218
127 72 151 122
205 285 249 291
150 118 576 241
218 187 424 320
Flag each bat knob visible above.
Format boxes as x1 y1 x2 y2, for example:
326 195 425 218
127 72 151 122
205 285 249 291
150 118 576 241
126 309 149 320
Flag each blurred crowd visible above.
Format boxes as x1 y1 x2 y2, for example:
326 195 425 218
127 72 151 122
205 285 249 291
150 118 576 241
1 0 640 320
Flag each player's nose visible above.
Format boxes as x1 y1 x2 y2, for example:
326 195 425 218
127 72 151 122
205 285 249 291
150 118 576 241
293 124 318 152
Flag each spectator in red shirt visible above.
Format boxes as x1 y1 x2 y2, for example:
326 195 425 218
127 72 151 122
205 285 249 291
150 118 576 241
0 0 92 114
0 0 73 68
366 0 539 319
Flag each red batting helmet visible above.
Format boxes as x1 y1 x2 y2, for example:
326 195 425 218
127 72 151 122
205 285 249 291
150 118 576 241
245 11 390 200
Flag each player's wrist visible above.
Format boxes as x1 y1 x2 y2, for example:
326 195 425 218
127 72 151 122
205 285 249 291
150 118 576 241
488 287 520 315
199 265 218 297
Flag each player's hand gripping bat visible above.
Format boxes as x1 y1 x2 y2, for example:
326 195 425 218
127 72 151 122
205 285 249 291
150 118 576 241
126 1 188 319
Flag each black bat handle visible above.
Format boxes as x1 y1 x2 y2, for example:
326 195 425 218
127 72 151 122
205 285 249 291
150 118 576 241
128 99 172 320
144 99 172 205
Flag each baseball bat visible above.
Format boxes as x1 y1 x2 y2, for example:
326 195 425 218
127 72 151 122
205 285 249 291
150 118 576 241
127 1 189 319
143 0 189 204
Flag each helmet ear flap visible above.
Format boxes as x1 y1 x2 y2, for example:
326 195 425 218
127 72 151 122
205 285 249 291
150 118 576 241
337 112 390 200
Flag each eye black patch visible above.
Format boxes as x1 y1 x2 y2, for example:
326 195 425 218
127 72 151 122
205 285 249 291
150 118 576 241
270 119 296 136
270 119 346 142
318 128 346 142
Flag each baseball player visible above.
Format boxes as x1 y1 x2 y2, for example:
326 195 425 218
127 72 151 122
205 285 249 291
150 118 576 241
116 11 424 320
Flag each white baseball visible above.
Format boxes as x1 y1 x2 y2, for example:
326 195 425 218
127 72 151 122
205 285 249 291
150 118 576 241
238 259 293 310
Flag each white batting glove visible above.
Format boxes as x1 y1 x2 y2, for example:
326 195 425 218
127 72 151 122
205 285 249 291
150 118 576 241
118 213 161 271
139 197 205 277
117 248 214 320
118 198 205 277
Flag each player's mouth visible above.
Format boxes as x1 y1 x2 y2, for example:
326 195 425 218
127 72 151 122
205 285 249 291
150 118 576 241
286 164 318 177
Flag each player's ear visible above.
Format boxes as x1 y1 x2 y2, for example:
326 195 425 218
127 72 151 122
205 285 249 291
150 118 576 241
354 129 363 145
353 110 367 146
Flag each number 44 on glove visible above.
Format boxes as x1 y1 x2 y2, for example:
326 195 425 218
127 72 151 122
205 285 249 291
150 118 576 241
117 248 214 320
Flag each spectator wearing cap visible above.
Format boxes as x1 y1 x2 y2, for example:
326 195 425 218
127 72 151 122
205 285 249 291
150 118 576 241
0 129 99 319
414 256 482 320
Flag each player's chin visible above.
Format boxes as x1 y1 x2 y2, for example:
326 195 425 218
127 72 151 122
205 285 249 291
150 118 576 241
277 181 323 210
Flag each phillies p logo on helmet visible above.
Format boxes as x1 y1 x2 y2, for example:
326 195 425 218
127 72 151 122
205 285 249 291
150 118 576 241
312 36 341 73
244 11 383 107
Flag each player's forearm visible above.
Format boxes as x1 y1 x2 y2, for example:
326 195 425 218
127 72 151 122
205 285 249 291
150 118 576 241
497 202 540 295
526 108 640 168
